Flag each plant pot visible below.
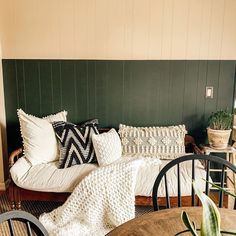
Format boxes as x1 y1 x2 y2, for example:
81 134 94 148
207 128 232 149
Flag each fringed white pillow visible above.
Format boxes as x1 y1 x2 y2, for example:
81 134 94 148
17 109 67 165
118 124 187 159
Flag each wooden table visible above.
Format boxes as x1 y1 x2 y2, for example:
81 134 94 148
107 207 236 236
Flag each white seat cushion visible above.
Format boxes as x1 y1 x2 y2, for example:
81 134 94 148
10 157 98 192
10 155 207 196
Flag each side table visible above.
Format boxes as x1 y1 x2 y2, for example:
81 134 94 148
200 144 236 197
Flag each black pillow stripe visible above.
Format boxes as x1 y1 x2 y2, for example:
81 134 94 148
53 121 99 168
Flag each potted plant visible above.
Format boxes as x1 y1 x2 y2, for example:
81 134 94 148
180 181 236 235
207 110 233 149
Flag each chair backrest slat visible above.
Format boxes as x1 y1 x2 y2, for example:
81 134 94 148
191 159 195 206
0 210 48 236
152 154 236 211
26 221 33 236
8 219 15 236
219 165 225 208
177 164 181 207
205 160 210 196
164 174 170 208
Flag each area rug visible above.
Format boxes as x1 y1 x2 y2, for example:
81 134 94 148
0 192 152 235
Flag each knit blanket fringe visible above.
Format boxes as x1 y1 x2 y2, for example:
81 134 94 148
39 159 143 236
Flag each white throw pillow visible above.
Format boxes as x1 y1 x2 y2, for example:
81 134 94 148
118 124 187 159
92 128 122 166
17 109 67 165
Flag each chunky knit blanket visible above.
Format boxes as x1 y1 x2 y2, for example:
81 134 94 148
39 159 143 236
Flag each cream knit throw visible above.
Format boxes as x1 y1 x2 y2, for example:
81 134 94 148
39 159 143 236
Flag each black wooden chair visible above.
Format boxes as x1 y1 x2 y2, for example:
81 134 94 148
0 210 48 236
152 154 236 211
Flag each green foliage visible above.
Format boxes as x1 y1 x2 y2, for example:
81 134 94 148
179 181 236 236
208 110 233 130
233 108 236 115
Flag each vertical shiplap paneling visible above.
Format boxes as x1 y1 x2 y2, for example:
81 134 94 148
158 61 171 125
123 0 134 59
87 61 96 118
106 0 125 59
204 61 221 116
171 0 189 59
217 61 235 109
2 0 236 59
183 61 199 131
208 0 225 59
122 61 133 124
16 60 27 111
130 61 150 124
148 0 164 59
2 61 19 151
144 61 161 124
186 0 202 59
199 0 212 59
74 0 89 58
94 0 109 58
195 61 208 126
51 61 63 112
132 0 149 59
39 60 54 116
74 61 88 122
169 61 186 125
2 61 17 123
60 61 76 120
58 0 75 58
95 61 108 125
2 59 236 151
221 0 236 59
23 61 41 115
106 61 124 127
161 0 173 59
86 0 96 59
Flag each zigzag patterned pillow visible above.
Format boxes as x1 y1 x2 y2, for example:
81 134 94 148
52 120 99 168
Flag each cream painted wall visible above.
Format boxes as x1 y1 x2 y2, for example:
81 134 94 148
0 0 236 188
1 0 236 59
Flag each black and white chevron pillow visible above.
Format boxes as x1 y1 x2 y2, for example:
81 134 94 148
52 120 99 168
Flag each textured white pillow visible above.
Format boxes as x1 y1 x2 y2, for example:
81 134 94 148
118 124 187 159
92 128 122 166
17 109 67 165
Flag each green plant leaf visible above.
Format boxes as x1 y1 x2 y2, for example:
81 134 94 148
208 110 233 130
181 211 198 236
192 181 221 236
206 180 236 198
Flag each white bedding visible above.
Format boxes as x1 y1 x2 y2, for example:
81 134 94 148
10 155 207 197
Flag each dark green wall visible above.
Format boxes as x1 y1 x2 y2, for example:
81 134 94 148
2 60 236 152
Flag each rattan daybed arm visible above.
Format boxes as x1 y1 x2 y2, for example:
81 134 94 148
9 148 23 168
184 135 203 154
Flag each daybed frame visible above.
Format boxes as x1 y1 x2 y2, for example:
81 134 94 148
8 134 202 209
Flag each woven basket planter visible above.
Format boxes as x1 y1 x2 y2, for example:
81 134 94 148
207 128 231 149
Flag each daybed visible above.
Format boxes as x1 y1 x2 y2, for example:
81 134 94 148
8 133 203 209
